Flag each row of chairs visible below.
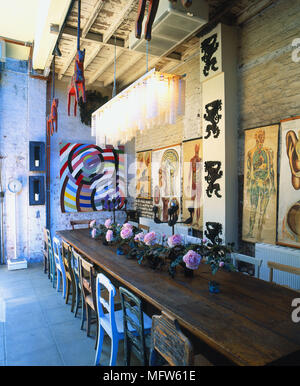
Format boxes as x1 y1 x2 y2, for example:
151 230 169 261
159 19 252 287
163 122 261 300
232 252 300 291
42 223 211 366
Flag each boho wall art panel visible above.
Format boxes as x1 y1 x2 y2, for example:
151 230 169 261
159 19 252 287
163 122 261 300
278 118 300 248
152 145 181 222
242 125 279 244
136 150 152 199
182 139 203 230
60 142 126 213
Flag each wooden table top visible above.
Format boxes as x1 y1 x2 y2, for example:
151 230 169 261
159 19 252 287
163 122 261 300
58 229 300 366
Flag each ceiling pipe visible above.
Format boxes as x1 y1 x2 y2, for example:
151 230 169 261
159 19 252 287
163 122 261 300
52 0 77 57
0 36 33 47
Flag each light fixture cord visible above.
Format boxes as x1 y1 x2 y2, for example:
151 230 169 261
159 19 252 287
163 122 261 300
77 0 81 51
52 55 55 99
146 40 149 73
112 36 117 97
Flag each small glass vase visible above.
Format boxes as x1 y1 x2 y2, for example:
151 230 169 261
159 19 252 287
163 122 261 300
117 247 124 255
209 280 220 294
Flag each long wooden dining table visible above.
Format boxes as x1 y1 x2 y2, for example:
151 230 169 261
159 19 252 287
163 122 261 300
58 229 300 366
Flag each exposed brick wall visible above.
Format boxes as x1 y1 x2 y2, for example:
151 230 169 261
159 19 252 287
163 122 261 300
135 55 201 218
0 59 47 262
237 0 300 254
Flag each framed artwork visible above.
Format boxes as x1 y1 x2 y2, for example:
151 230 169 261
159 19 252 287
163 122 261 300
182 138 203 230
242 125 279 244
60 142 126 213
152 144 181 222
136 150 151 199
278 117 300 248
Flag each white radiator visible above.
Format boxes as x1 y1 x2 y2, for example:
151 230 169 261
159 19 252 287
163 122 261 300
255 243 300 290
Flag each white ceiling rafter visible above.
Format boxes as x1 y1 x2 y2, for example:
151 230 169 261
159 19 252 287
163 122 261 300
57 0 106 80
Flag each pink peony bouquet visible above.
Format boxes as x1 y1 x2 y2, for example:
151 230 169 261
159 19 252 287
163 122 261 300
167 234 183 248
104 218 112 229
106 230 114 243
134 232 144 242
120 226 133 240
143 231 157 246
89 220 96 228
122 223 133 231
183 250 202 270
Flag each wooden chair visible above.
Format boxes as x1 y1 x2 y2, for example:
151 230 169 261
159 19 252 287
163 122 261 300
119 286 152 366
79 255 98 345
61 241 77 312
42 227 49 276
95 273 152 366
70 220 93 230
138 224 149 232
45 228 56 287
149 311 212 366
231 253 263 279
268 261 300 290
71 248 83 319
52 236 67 298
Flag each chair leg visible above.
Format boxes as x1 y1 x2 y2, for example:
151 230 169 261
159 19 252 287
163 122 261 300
95 325 104 366
94 316 99 350
80 297 86 330
62 272 66 299
65 279 70 305
86 305 91 337
70 281 76 313
56 269 61 292
75 287 81 317
125 339 131 366
109 336 119 366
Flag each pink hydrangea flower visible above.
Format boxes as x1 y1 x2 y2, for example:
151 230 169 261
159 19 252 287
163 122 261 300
134 232 144 242
143 231 157 246
183 250 201 270
106 230 113 242
105 219 112 229
219 261 225 268
91 228 96 239
120 226 133 239
89 220 96 228
167 234 183 248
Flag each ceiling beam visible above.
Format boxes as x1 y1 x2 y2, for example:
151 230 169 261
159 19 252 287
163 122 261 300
103 52 144 87
87 46 123 85
57 0 106 80
236 0 277 25
196 0 241 37
85 0 137 79
62 26 181 60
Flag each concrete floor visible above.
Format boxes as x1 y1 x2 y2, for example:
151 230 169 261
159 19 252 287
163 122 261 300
0 262 141 366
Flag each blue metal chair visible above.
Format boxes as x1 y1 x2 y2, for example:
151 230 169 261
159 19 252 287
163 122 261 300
94 273 152 366
52 236 67 298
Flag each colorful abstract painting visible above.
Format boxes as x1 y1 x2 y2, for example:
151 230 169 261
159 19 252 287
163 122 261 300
152 145 181 222
136 151 151 199
182 139 203 230
60 142 126 213
242 125 279 244
278 118 300 248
